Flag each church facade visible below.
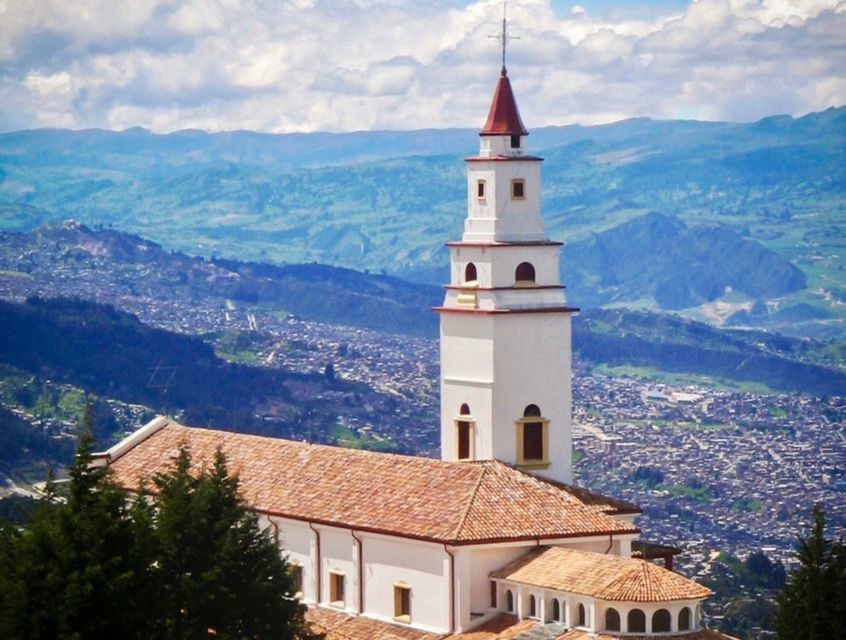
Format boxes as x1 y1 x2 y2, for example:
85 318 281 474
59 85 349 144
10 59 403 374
98 64 729 640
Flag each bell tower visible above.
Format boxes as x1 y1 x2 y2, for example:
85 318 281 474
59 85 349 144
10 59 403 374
436 62 577 484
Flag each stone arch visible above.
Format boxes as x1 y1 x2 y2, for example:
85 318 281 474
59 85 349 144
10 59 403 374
456 403 473 460
578 603 586 627
605 607 621 631
505 589 514 613
523 404 541 417
628 609 646 633
679 606 692 631
465 262 477 283
529 594 537 618
515 261 535 283
653 609 671 632
552 599 561 622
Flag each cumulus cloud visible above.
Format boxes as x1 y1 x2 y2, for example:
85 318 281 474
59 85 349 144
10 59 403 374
0 0 844 133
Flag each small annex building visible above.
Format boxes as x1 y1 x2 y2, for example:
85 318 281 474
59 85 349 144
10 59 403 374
99 33 736 640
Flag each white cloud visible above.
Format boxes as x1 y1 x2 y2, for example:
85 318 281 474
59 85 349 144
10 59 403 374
0 0 844 133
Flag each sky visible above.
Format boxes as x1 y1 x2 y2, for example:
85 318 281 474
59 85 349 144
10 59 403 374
0 0 844 134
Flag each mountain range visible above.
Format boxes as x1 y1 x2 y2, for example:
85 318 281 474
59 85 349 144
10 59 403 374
1 107 844 340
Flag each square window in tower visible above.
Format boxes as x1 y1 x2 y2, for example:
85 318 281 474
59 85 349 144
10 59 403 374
511 179 525 199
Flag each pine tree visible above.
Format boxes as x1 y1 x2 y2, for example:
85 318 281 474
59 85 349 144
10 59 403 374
775 505 846 640
152 446 310 640
0 409 313 640
0 400 155 640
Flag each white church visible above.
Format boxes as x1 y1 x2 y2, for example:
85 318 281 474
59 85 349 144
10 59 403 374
97 58 732 640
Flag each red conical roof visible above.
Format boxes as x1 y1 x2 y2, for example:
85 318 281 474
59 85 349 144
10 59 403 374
480 67 528 137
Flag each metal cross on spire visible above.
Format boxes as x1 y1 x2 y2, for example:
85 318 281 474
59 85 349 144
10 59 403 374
489 2 519 73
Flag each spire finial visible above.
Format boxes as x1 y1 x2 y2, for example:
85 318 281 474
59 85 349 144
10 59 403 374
489 2 519 74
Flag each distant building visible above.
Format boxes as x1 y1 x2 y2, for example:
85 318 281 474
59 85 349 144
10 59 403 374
97 39 732 640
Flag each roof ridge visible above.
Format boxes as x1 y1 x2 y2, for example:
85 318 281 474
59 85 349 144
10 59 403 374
451 463 489 540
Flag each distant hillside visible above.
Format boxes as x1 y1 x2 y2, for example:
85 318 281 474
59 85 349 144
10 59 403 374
1 225 842 396
0 297 390 446
0 221 440 336
565 212 806 309
574 309 846 397
1 108 843 339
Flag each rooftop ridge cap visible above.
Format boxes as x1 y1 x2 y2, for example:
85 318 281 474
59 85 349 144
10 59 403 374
452 463 489 540
94 415 171 463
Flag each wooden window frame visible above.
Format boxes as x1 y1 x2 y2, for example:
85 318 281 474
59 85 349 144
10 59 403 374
393 583 411 623
515 417 550 469
329 571 345 608
456 418 474 461
476 179 486 200
511 179 525 199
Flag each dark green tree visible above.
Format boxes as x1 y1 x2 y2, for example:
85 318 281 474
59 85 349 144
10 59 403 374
0 401 156 640
152 446 310 640
0 406 313 640
775 505 846 640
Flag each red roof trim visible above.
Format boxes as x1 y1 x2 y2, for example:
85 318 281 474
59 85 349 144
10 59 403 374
465 155 543 163
447 240 563 248
480 69 529 136
433 306 580 315
444 285 565 292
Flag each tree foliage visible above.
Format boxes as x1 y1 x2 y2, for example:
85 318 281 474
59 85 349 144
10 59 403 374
775 505 846 640
0 405 313 640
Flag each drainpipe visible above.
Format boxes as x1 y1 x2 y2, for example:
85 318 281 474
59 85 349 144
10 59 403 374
605 534 614 554
351 529 364 614
444 544 456 633
309 522 321 603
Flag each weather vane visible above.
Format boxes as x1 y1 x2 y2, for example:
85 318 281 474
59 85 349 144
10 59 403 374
489 2 519 72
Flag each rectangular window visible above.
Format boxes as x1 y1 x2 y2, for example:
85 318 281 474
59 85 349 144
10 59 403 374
457 420 471 460
523 422 544 461
330 572 345 607
511 179 525 199
490 580 497 608
510 135 521 149
476 180 486 199
394 584 411 621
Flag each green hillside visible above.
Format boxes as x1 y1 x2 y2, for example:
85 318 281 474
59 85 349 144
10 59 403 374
0 297 385 447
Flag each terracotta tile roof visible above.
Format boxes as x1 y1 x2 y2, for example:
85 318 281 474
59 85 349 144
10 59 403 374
490 547 711 603
448 614 538 639
555 630 739 640
106 420 639 545
306 607 444 640
554 482 641 515
306 609 739 640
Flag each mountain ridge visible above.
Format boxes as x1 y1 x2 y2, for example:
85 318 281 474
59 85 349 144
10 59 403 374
1 106 844 339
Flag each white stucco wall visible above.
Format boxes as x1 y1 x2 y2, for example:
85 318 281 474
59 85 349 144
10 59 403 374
464 159 545 242
318 525 357 612
448 244 563 291
491 313 573 484
439 307 574 484
272 517 318 602
362 533 451 633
